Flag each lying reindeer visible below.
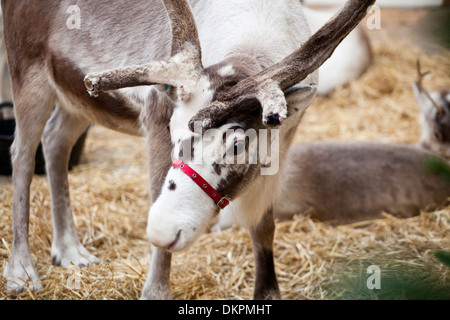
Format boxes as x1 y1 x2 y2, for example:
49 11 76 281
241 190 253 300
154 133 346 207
275 63 450 224
215 62 450 228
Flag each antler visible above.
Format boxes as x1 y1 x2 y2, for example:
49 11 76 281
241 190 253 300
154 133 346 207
84 0 203 97
163 0 202 57
189 0 376 130
416 59 444 115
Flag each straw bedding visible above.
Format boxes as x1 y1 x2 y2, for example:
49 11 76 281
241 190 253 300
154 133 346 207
0 37 449 300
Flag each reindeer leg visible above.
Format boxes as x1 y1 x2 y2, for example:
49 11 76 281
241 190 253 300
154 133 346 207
251 208 281 300
3 76 56 293
41 105 98 268
141 248 173 300
141 159 174 300
140 90 174 300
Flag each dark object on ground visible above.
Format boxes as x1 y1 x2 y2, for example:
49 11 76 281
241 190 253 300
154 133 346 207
0 102 88 176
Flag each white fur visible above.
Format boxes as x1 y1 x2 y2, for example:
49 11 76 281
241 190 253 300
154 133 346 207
147 167 219 251
218 65 235 77
148 1 318 251
170 75 214 142
148 75 218 250
414 85 441 147
192 0 312 67
148 120 249 250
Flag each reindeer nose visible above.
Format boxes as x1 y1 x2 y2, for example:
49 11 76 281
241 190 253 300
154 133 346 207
264 113 282 126
149 229 182 252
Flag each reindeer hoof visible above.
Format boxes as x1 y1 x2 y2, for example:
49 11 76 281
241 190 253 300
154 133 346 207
140 283 173 300
51 243 100 268
3 259 43 295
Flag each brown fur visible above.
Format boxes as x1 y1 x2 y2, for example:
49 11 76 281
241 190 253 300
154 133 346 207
140 89 175 201
1 0 174 294
50 55 141 135
1 0 56 88
250 209 280 300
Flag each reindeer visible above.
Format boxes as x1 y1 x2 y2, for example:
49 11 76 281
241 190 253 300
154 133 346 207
274 142 450 224
2 0 374 299
262 62 450 224
414 61 450 158
0 4 12 103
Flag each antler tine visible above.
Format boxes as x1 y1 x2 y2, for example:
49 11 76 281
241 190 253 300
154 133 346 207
189 0 375 130
416 59 444 116
84 0 203 96
259 0 376 91
84 63 179 97
416 59 430 88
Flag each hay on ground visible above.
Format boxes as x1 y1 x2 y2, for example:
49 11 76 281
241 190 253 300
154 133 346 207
0 37 449 300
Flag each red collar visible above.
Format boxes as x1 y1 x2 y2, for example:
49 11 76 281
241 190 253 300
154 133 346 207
172 159 230 210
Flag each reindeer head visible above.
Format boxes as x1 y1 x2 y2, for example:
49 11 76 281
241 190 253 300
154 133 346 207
84 0 375 251
413 61 450 158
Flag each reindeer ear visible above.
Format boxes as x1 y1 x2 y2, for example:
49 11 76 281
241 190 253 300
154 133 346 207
412 83 430 113
284 84 317 118
140 89 175 133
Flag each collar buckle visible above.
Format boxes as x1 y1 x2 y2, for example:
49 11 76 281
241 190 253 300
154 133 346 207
217 197 230 210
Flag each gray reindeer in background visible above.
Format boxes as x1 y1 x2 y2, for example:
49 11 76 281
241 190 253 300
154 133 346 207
275 61 450 224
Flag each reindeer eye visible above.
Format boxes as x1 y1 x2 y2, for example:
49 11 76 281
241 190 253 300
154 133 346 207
226 140 245 157
434 131 443 141
234 141 245 155
225 81 238 89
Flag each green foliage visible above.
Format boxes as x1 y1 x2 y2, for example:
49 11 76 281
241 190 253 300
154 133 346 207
326 260 450 300
424 156 450 184
434 251 450 268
